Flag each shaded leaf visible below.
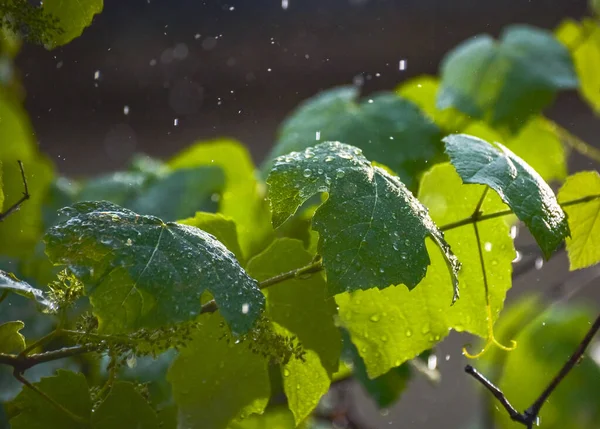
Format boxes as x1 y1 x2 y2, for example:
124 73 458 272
246 238 341 424
8 370 91 429
558 171 600 270
179 212 244 263
336 163 514 377
438 25 577 132
266 86 444 188
0 270 52 309
43 0 103 48
444 134 568 258
267 141 459 299
44 201 264 334
92 382 158 429
0 321 25 354
167 312 270 429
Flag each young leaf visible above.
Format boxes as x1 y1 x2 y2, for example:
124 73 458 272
44 201 264 335
0 321 26 354
43 0 103 48
179 212 244 263
167 313 270 429
8 370 91 429
169 139 273 259
558 171 600 270
267 142 460 300
92 382 159 429
556 19 600 114
0 270 52 309
438 25 578 132
246 238 341 424
444 134 569 258
266 87 444 188
336 163 514 378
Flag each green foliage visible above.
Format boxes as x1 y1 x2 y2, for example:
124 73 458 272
444 134 569 258
0 270 51 309
44 201 264 334
92 382 158 429
0 321 25 353
438 25 578 133
41 0 103 49
267 141 459 299
558 171 600 270
0 0 63 46
266 86 444 188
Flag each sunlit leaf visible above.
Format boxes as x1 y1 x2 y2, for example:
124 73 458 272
179 212 244 263
44 201 264 334
227 407 297 429
444 134 568 258
558 171 600 270
267 142 459 299
0 270 52 309
167 313 270 429
0 321 25 354
92 382 159 429
246 238 341 424
266 86 444 188
336 163 514 377
438 25 577 132
8 370 91 429
43 0 103 48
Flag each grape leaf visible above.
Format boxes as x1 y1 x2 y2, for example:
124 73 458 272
558 171 600 270
44 201 264 335
488 303 600 429
267 141 460 300
0 270 52 309
246 238 341 424
227 407 297 429
336 163 514 378
43 0 103 48
169 139 273 259
556 19 600 114
92 382 158 429
265 86 444 188
444 134 568 258
438 25 578 132
179 212 244 263
167 313 271 429
0 321 25 354
8 370 91 429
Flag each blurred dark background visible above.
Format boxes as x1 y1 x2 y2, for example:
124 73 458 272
17 0 592 176
14 1 600 428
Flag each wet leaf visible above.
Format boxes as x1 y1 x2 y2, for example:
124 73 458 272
0 270 52 309
92 382 159 429
444 134 569 258
267 141 459 299
44 201 264 334
0 321 25 354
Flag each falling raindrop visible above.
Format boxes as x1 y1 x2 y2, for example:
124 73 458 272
399 59 407 71
282 0 289 9
484 242 492 252
174 118 179 126
123 105 130 115
242 303 249 314
535 257 544 270
94 70 101 80
510 225 519 239
427 354 437 370
316 131 321 141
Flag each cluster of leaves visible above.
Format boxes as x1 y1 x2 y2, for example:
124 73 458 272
2 2 600 429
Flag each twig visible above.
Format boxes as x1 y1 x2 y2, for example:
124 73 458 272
466 311 600 428
0 161 30 222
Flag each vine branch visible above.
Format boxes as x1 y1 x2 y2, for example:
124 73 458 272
0 161 30 222
466 311 600 428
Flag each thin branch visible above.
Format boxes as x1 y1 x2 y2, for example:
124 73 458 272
0 161 30 222
18 328 60 358
466 310 600 428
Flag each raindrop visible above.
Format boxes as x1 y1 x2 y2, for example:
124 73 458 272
149 59 157 66
535 257 544 270
336 168 345 179
421 324 430 335
325 155 334 162
302 168 312 178
242 303 249 314
405 329 412 337
445 354 451 361
484 242 492 252
126 354 137 368
174 118 179 126
380 409 390 417
353 74 365 87
282 0 289 9
399 59 407 71
369 314 381 322
316 131 321 141
94 70 101 80
427 354 437 370
510 225 519 239
512 251 522 263
283 368 290 377
126 238 133 246
123 105 130 115
379 267 385 274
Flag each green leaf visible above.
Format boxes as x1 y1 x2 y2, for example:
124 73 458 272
246 238 341 424
92 382 158 429
267 141 460 299
179 212 244 263
44 201 264 335
0 270 52 309
438 25 578 132
169 139 273 259
0 160 4 212
444 134 568 258
556 19 600 114
0 94 55 258
336 163 514 377
0 321 25 353
558 171 600 270
489 303 600 429
9 370 91 429
266 86 444 188
167 312 271 429
227 407 297 429
43 0 103 48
